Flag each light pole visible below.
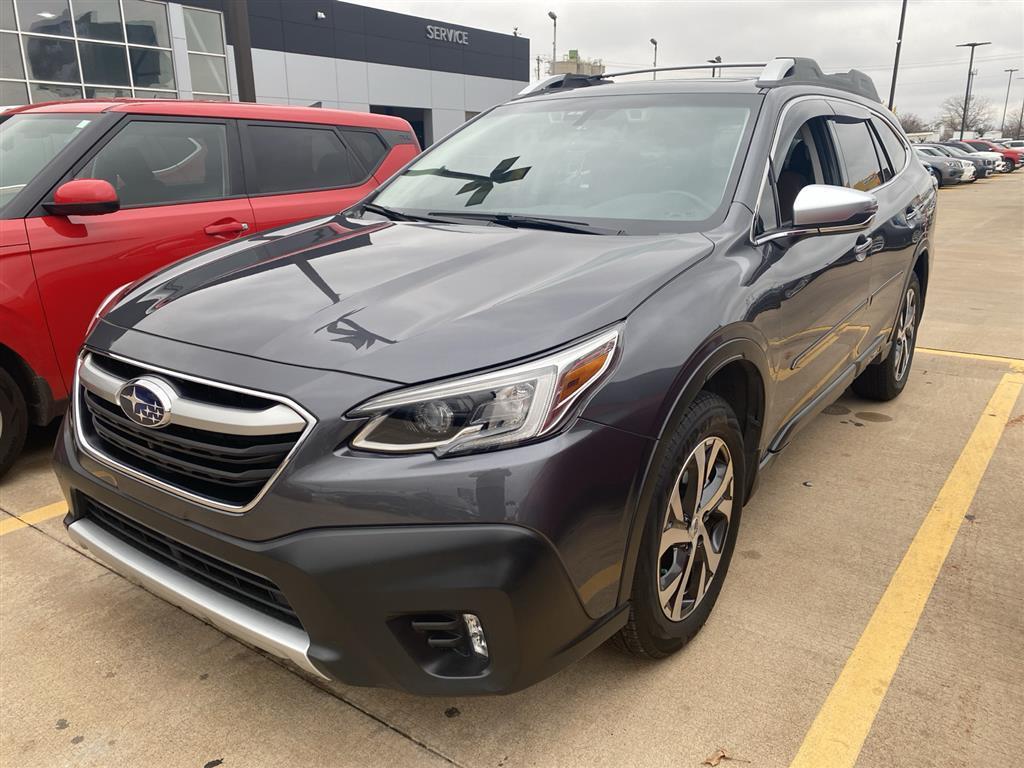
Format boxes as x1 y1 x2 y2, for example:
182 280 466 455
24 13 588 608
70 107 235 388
547 11 557 75
707 56 721 77
956 41 990 139
650 38 658 80
887 0 908 110
1014 76 1024 140
1001 67 1019 135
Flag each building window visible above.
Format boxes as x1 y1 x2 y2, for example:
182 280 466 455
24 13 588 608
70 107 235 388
0 0 177 104
183 5 227 100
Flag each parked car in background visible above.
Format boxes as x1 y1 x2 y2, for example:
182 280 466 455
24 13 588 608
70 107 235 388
56 57 935 695
914 146 977 182
1001 139 1024 149
921 143 996 178
958 139 1020 171
941 141 1010 173
0 100 419 476
915 147 965 186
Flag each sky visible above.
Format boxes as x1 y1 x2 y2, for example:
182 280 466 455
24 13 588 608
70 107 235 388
357 0 1024 127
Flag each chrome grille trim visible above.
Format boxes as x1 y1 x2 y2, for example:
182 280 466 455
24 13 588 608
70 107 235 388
73 351 317 514
80 353 307 436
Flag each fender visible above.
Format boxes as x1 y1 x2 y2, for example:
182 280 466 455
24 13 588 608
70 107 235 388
614 331 771 607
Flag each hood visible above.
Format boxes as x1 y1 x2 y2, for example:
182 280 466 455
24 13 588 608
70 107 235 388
104 214 713 383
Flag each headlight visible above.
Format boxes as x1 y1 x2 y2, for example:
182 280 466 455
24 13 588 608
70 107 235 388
349 326 621 456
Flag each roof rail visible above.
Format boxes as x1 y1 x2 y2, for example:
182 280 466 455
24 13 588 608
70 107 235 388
604 62 767 78
515 62 768 99
515 58 881 103
755 57 881 102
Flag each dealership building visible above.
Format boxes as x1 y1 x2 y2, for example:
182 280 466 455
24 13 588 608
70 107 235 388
0 0 531 145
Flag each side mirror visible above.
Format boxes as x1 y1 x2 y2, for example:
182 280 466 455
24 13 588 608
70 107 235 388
44 179 119 216
792 184 877 231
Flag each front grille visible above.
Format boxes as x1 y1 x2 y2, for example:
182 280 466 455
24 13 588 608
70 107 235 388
77 354 305 508
80 495 301 628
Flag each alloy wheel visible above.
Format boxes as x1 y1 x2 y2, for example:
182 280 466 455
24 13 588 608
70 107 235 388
893 287 917 382
657 437 734 622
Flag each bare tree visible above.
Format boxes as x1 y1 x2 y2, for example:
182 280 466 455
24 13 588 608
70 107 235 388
896 112 929 133
938 94 995 135
1008 105 1024 140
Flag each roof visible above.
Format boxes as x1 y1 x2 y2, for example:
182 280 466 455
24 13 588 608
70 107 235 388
6 99 412 130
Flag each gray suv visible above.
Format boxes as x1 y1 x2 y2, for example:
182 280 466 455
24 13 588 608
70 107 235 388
55 58 935 695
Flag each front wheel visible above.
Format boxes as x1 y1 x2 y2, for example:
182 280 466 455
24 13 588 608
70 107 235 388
852 273 921 401
930 168 943 187
613 392 745 658
0 368 28 479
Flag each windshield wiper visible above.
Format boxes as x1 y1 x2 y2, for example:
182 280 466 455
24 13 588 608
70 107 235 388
358 202 442 223
427 211 622 235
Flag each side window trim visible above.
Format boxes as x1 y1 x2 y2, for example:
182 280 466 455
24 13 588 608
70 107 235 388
49 114 244 211
751 97 835 241
751 94 914 244
238 119 376 197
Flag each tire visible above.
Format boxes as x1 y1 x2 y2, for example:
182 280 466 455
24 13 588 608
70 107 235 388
852 273 921 401
613 392 745 658
930 168 942 187
0 367 28 479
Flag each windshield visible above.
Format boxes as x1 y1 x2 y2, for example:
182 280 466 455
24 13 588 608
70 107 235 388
372 93 758 234
0 114 95 213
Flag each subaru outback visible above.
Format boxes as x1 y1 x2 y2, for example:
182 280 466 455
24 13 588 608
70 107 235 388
55 58 935 695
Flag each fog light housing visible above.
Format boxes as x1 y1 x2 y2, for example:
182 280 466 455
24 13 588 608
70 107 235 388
462 613 488 658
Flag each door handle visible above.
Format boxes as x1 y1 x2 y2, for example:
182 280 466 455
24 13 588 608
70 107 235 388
853 235 872 260
204 220 249 236
905 207 919 222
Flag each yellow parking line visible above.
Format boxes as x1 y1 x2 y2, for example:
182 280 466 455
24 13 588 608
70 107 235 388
918 347 1024 371
789 371 1024 768
0 501 68 537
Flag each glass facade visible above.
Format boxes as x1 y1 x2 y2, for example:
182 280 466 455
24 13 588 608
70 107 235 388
182 5 226 99
0 0 229 104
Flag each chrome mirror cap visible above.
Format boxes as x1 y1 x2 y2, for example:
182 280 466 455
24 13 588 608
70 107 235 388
792 184 878 230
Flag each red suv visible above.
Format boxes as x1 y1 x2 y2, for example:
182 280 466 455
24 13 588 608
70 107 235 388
0 100 419 475
962 139 1021 170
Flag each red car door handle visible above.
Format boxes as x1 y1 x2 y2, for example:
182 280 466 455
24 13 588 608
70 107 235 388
204 220 249 236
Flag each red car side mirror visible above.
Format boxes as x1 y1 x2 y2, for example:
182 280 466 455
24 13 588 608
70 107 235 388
44 179 120 216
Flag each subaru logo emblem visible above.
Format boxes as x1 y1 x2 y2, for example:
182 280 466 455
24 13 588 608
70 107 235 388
117 377 175 428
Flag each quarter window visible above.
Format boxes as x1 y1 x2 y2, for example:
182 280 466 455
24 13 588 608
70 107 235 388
247 124 363 194
831 120 885 192
340 129 387 173
77 121 229 207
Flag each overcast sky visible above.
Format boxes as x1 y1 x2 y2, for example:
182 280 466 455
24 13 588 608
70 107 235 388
358 0 1024 126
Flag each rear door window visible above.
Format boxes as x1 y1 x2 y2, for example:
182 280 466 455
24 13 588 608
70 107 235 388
831 120 885 191
77 120 230 207
870 116 907 176
245 123 364 194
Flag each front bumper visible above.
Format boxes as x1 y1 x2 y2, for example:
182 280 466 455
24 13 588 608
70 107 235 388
55 410 631 695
